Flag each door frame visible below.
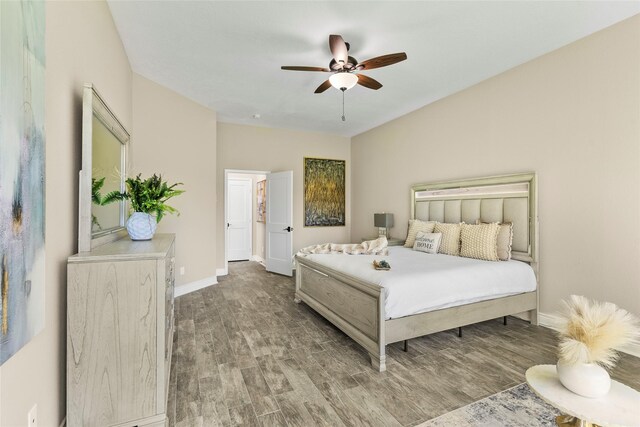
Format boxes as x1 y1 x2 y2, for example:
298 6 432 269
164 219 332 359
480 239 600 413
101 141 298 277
226 176 253 262
224 169 270 275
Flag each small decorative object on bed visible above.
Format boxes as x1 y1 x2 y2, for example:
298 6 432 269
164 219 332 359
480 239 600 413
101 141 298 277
373 260 390 270
304 157 345 227
118 174 184 240
554 295 640 398
256 179 266 223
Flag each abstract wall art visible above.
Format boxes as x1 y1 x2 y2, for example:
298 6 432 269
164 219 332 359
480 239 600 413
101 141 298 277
304 157 345 227
256 179 266 223
0 0 46 365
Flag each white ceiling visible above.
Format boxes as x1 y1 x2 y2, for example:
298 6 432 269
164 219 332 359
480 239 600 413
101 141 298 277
108 1 640 137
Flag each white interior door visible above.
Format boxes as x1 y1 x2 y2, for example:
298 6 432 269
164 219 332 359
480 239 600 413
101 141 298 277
227 178 252 261
266 171 293 276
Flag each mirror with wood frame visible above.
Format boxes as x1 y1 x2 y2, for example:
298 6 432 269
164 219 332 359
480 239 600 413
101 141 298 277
78 83 129 252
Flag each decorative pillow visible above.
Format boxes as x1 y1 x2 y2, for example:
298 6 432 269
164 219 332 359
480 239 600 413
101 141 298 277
476 220 513 261
404 219 436 248
496 223 513 260
413 232 442 254
460 223 500 261
433 222 462 256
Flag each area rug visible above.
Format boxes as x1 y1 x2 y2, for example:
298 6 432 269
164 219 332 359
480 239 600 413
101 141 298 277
418 383 560 426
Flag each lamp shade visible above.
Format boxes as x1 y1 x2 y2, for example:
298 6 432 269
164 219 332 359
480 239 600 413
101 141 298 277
329 72 358 91
374 213 394 228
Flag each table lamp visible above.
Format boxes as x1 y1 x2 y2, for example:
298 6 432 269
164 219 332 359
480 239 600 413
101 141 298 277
374 213 394 238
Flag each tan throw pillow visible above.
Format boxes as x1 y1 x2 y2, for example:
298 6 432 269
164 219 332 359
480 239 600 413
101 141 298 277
496 223 513 261
413 232 442 254
404 219 436 248
433 222 462 256
476 220 513 261
460 223 500 261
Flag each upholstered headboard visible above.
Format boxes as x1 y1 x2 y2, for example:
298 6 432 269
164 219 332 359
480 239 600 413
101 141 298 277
411 173 538 263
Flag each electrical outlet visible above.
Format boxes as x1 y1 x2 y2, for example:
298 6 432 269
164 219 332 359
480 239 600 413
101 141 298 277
27 404 37 427
179 267 185 276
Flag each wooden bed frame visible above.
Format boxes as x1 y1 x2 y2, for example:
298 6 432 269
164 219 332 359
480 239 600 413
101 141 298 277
294 173 539 372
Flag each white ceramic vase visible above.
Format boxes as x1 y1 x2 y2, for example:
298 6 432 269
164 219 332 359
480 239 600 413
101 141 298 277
556 361 611 398
126 212 157 241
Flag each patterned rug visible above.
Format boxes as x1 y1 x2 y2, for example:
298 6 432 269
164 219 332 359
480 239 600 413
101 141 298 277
418 383 561 426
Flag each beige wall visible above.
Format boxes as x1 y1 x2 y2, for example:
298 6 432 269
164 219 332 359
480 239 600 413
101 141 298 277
351 15 640 317
0 1 132 425
132 74 217 287
217 123 351 269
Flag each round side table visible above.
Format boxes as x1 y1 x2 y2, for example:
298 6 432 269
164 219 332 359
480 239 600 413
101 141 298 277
526 364 640 427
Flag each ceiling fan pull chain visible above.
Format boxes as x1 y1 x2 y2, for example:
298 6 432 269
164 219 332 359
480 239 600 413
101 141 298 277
341 89 346 122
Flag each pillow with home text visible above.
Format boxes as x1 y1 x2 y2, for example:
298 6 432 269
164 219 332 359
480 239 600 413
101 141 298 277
413 232 442 254
404 219 436 248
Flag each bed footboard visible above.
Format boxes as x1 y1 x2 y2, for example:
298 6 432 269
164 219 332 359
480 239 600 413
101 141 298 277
294 257 538 374
295 257 386 371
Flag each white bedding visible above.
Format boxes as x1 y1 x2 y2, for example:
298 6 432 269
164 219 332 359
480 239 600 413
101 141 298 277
302 246 537 320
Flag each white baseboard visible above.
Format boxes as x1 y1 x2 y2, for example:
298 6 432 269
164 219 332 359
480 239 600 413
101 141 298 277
216 267 228 276
537 312 560 329
537 311 640 359
174 275 218 297
618 342 640 358
251 255 265 264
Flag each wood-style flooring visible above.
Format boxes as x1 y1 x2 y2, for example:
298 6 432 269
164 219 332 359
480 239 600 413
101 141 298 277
168 261 640 427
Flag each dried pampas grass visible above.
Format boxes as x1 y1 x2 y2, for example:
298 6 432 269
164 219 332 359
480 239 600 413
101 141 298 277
555 295 640 369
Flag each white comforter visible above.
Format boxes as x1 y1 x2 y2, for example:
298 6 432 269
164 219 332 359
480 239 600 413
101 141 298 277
302 246 537 320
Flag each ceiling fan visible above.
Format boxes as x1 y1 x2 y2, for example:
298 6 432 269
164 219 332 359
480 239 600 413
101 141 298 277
281 34 407 93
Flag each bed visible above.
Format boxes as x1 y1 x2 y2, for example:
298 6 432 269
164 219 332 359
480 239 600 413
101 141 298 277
294 173 539 372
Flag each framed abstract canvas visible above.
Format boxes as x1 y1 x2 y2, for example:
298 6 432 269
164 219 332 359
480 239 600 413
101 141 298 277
0 0 46 365
256 179 266 223
304 158 345 227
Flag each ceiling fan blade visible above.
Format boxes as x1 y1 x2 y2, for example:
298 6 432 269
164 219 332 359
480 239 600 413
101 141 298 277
281 66 330 72
314 80 332 94
329 34 348 67
357 52 407 70
357 74 383 90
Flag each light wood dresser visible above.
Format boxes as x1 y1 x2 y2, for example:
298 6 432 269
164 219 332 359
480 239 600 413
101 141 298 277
67 234 176 427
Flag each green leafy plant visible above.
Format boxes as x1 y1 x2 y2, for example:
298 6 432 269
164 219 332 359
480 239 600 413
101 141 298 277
92 177 123 206
91 177 123 230
119 174 184 222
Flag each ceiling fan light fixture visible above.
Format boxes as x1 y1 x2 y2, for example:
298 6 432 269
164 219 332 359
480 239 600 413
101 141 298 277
329 72 358 91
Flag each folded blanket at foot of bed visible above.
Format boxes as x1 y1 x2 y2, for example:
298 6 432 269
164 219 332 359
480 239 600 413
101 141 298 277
297 236 389 256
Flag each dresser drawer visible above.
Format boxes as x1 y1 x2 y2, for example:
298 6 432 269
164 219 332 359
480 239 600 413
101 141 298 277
67 233 176 427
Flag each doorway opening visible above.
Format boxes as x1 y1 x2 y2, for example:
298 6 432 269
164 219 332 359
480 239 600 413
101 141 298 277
224 169 295 277
225 170 268 267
